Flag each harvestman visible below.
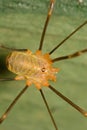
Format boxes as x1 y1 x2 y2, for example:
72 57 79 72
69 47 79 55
0 0 87 130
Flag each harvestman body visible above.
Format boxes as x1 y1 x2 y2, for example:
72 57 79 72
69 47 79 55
0 0 87 130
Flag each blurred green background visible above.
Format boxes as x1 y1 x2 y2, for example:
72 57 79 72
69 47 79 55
0 0 87 130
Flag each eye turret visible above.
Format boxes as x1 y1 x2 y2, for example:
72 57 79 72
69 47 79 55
41 67 46 72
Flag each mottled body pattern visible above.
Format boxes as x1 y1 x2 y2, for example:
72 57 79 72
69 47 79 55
6 50 58 89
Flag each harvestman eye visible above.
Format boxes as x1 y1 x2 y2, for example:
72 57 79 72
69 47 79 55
41 67 46 72
0 0 87 130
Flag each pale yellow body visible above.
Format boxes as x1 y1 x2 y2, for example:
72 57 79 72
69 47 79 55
6 50 58 89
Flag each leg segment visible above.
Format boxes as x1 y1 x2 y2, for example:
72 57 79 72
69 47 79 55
0 85 28 123
39 89 58 130
49 20 87 55
0 45 27 52
52 48 87 62
49 85 87 117
38 0 55 50
0 78 15 81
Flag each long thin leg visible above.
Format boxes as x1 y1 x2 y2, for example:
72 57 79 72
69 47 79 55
52 48 87 62
0 78 15 81
49 20 87 55
0 45 27 51
39 89 58 130
49 85 87 117
0 85 28 123
38 0 55 50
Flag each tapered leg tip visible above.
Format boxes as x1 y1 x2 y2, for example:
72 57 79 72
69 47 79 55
0 118 3 124
84 112 87 117
0 115 6 124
